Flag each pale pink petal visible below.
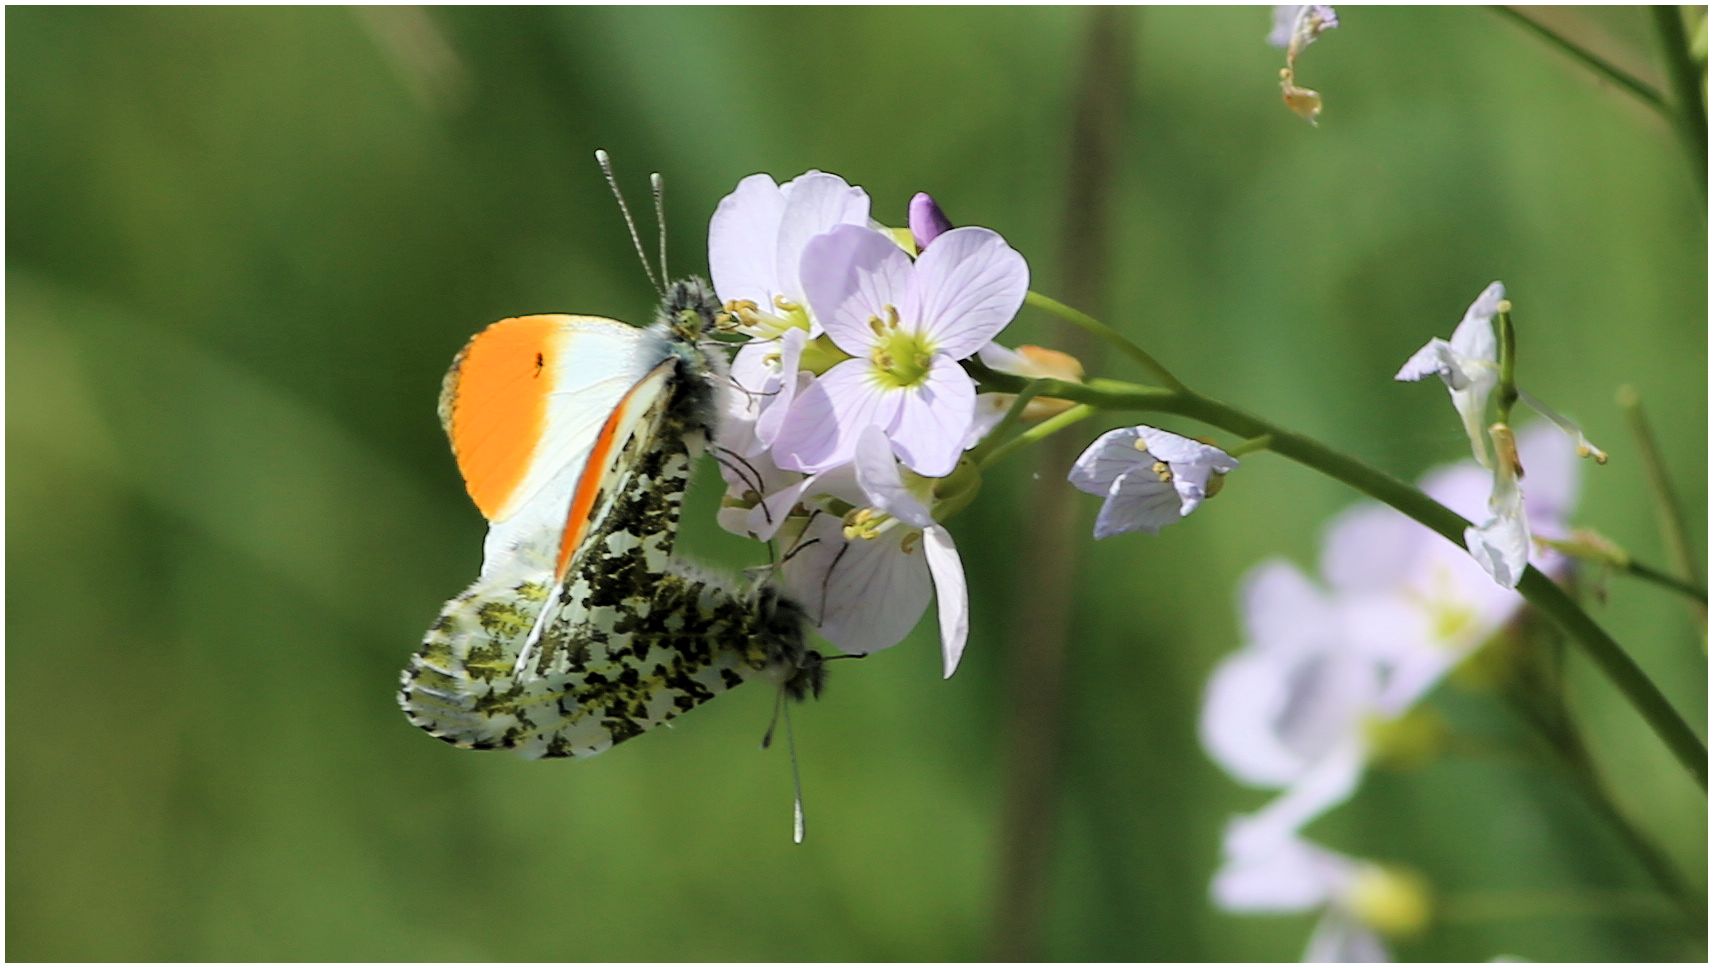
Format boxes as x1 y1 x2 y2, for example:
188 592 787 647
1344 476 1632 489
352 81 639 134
964 392 1010 450
1094 474 1181 537
800 225 916 356
1449 281 1504 363
1513 419 1581 525
1241 559 1333 649
775 172 871 306
1394 337 1460 385
1067 427 1147 495
780 511 930 656
1136 426 1237 514
753 329 809 450
1302 913 1390 964
1213 819 1351 913
884 354 975 478
708 173 786 306
923 526 969 677
911 226 1029 358
771 358 902 473
976 341 1031 375
1318 503 1429 595
1200 647 1320 787
853 427 934 528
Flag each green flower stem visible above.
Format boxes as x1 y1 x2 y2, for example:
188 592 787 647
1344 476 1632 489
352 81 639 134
1653 5 1709 194
1625 559 1710 605
1489 7 1669 113
978 403 1096 470
967 365 1709 790
1024 291 1187 391
1503 680 1707 926
1618 385 1707 628
1224 434 1274 458
1495 305 1519 425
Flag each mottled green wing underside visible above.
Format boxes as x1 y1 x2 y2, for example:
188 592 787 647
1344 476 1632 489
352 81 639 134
399 557 794 758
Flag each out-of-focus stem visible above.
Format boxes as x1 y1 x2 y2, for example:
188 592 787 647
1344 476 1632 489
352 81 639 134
990 9 1134 960
1489 7 1668 112
1652 5 1709 194
1618 385 1707 630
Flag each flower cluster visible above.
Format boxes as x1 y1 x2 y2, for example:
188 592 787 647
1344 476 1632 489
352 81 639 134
708 174 1030 676
1202 422 1582 959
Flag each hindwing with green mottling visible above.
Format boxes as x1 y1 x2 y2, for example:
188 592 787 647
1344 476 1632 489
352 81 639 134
399 557 812 758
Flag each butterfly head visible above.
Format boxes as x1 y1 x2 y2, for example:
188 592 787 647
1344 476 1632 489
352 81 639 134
657 276 725 343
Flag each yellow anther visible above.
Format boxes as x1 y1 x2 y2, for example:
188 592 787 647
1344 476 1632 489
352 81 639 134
868 315 887 337
1496 299 1513 314
900 531 921 554
1152 460 1174 483
885 305 901 328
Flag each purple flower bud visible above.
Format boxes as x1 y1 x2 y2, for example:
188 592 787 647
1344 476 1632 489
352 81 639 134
908 192 954 251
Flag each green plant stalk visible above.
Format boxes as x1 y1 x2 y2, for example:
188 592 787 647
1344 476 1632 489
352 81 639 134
968 366 1708 789
979 403 1095 469
1627 559 1710 605
1619 386 1707 627
1489 6 1668 112
1495 306 1519 425
1653 5 1710 194
1025 290 1186 391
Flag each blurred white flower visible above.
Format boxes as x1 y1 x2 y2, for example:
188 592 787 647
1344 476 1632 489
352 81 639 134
1213 817 1429 964
1068 426 1238 538
1200 562 1378 825
1200 423 1581 834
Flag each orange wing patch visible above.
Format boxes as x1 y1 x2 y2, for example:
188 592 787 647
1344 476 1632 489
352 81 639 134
443 314 566 521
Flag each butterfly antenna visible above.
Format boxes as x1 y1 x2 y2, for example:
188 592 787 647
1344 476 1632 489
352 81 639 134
650 171 669 284
760 686 784 750
594 149 663 295
784 699 807 844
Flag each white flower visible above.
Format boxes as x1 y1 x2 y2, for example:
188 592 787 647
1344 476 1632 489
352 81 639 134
771 223 1029 478
1396 281 1505 467
1068 425 1238 538
708 171 871 338
779 428 970 677
1214 818 1428 963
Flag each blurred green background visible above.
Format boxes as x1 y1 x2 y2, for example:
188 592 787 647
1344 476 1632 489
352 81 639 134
7 6 1706 961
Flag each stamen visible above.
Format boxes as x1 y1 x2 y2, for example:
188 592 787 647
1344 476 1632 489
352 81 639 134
1152 460 1174 483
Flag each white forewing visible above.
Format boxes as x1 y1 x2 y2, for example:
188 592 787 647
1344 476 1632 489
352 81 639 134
480 317 669 574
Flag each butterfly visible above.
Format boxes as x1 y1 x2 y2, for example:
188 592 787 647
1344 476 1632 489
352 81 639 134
398 158 824 761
